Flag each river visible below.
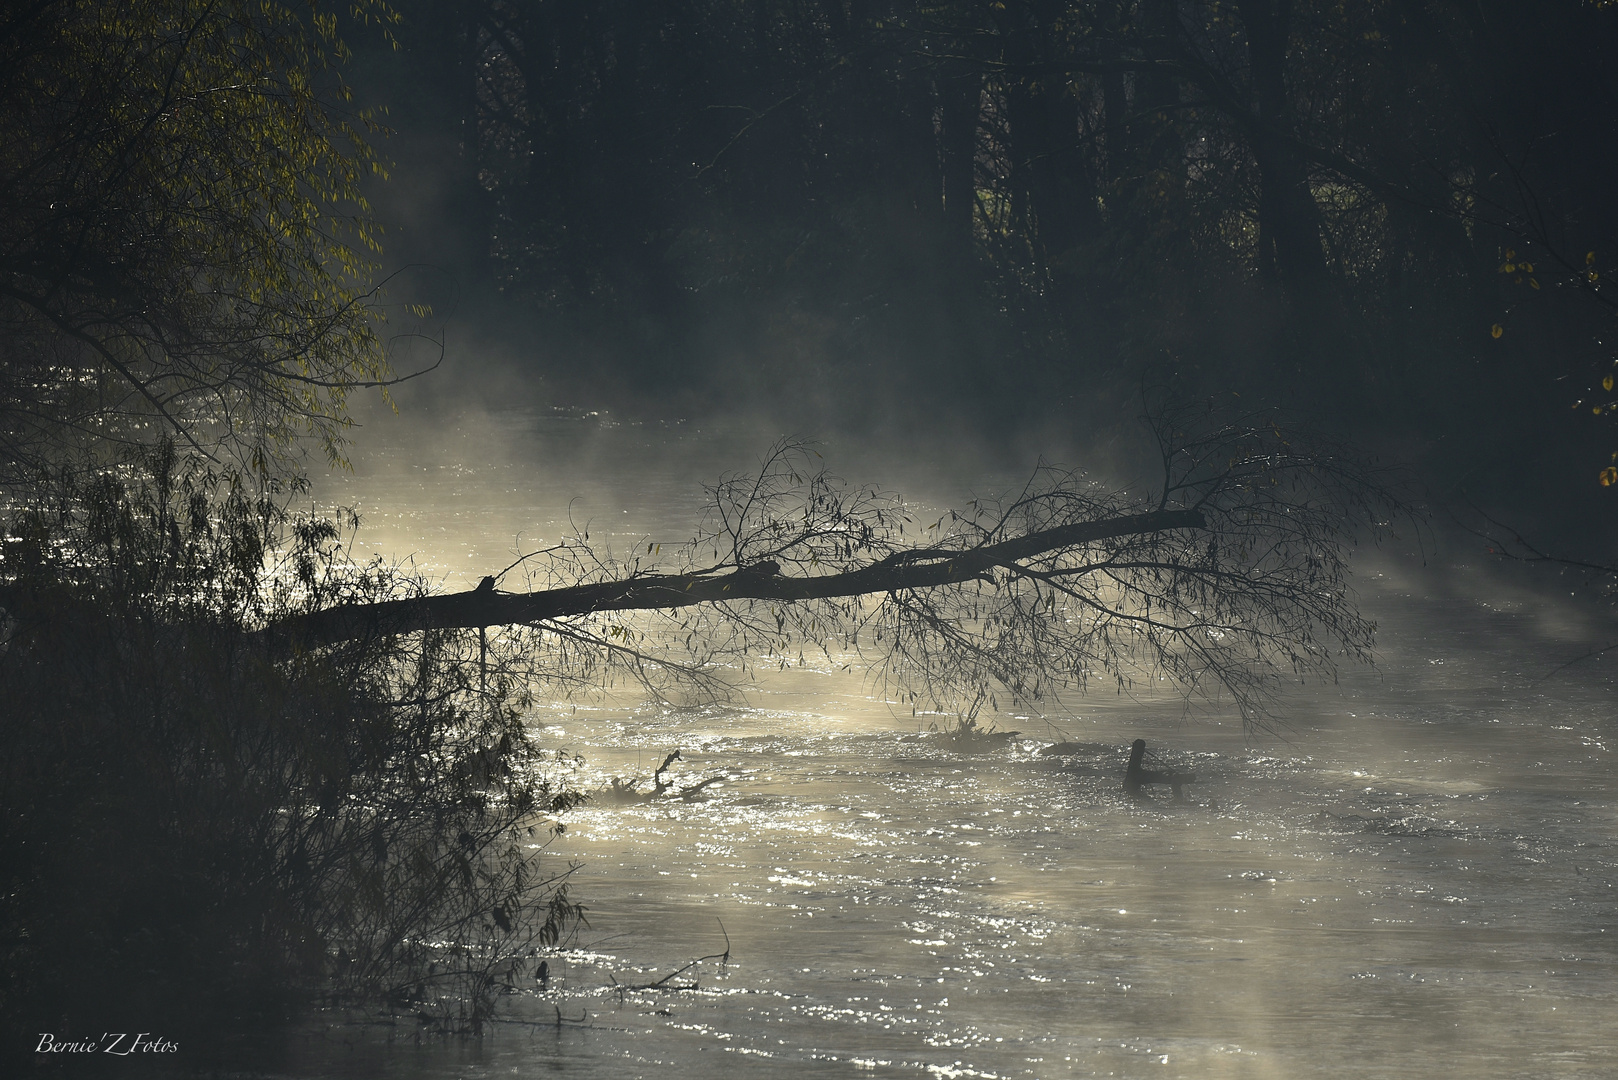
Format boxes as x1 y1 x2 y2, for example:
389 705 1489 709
276 406 1615 1079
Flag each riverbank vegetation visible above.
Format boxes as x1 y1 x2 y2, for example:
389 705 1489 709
2 0 1609 1064
0 0 572 1055
0 411 1401 1052
0 447 583 1049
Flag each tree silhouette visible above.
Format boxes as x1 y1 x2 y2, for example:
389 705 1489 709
268 406 1401 727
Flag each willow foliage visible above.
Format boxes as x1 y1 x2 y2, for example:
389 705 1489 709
0 447 584 1046
0 0 400 481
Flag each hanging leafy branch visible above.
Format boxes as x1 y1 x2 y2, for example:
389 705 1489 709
0 0 427 484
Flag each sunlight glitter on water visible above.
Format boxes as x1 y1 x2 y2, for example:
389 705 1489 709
499 681 1611 1079
284 409 1617 1078
281 652 1615 1078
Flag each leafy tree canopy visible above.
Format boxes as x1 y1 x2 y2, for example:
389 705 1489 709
0 0 405 484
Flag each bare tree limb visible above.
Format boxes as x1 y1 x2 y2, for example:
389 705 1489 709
261 508 1206 648
250 407 1405 726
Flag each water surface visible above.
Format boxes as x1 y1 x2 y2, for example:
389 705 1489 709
283 408 1615 1079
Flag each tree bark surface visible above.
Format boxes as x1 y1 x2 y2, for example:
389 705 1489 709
263 508 1207 648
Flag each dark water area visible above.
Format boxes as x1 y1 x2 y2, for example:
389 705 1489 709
206 407 1617 1078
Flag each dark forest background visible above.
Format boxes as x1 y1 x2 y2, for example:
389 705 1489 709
3 1 1617 1066
347 0 1618 553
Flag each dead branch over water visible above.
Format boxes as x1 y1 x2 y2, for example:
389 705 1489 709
264 508 1205 641
259 406 1407 725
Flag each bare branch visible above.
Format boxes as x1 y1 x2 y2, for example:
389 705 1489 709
258 410 1406 727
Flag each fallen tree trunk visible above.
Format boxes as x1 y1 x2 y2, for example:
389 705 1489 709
248 415 1400 724
262 508 1206 649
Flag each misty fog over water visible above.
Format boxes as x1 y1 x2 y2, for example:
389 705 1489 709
283 405 1618 1079
12 5 1618 1075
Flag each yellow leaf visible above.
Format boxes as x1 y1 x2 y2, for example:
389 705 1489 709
1500 263 1515 273
1505 248 1516 260
1530 277 1540 289
1490 324 1504 339
1603 466 1618 487
1589 271 1600 283
1596 406 1605 415
1605 375 1614 391
1588 251 1597 265
1522 262 1534 273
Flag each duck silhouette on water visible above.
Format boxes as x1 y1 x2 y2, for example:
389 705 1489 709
1124 739 1197 803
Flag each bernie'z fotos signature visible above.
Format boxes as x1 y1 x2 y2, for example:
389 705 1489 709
36 1033 179 1056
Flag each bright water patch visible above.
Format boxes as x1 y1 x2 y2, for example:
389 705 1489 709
274 644 1615 1078
281 411 1617 1078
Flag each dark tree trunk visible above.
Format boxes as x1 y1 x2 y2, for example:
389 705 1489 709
1103 67 1129 173
937 69 981 250
1236 0 1329 291
262 509 1206 649
998 4 1100 268
1011 77 1100 265
1136 0 1181 116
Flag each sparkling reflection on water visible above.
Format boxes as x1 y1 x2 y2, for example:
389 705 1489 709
282 409 1616 1078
